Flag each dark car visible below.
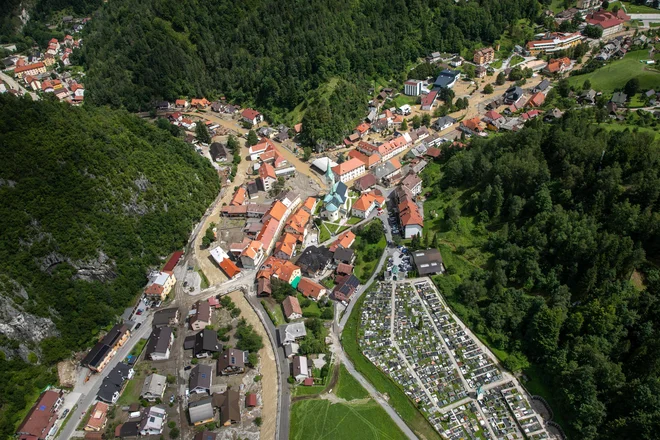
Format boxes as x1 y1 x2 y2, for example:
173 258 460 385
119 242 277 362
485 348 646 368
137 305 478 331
135 323 142 330
184 365 192 371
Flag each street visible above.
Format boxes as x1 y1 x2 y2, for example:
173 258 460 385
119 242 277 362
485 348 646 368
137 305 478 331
0 71 39 101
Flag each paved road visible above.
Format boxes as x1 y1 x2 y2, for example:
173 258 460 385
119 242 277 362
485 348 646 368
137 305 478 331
56 316 153 440
340 352 418 440
0 71 39 100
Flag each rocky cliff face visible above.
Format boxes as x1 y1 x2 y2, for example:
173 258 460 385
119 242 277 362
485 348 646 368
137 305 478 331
0 278 58 362
40 250 117 282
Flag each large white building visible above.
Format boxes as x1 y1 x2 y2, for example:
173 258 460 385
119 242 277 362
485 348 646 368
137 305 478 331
404 80 423 96
332 157 366 183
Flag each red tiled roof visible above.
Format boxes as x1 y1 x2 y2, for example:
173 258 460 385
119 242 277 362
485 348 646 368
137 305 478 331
259 162 276 181
425 147 441 158
242 108 261 120
219 258 241 278
230 187 247 206
332 157 365 177
282 295 302 318
14 62 45 74
162 251 184 272
297 277 326 299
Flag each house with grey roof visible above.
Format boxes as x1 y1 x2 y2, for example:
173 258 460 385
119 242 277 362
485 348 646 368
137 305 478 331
189 364 213 395
193 329 222 358
145 327 173 361
188 397 215 426
278 322 307 345
140 373 167 402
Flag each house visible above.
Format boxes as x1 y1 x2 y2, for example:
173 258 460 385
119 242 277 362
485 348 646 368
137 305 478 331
191 98 211 109
398 196 423 239
329 230 356 252
544 57 572 74
292 356 310 382
332 157 366 183
526 32 582 56
230 187 247 206
140 373 167 402
282 295 303 320
434 70 460 88
354 122 371 138
425 147 442 159
274 233 298 260
115 422 140 439
97 363 134 404
412 249 445 275
534 79 551 93
258 162 277 191
421 90 438 111
212 390 241 426
404 80 423 96
297 277 327 300
144 271 176 301
333 274 360 302
371 159 402 186
449 56 464 67
145 326 174 361
334 247 356 265
209 247 241 279
175 99 189 108
139 406 167 436
611 92 627 106
81 324 130 372
13 62 46 78
336 263 354 277
503 86 524 105
84 402 109 432
258 277 272 297
401 173 422 196
190 301 212 331
296 246 333 277
217 348 248 375
16 390 63 440
189 397 215 426
460 116 485 135
193 328 222 358
354 173 378 192
257 256 302 285
194 431 217 440
278 322 307 345
352 192 384 218
475 66 487 79
473 47 495 65
241 108 263 126
526 92 545 107
190 364 213 394
240 240 264 269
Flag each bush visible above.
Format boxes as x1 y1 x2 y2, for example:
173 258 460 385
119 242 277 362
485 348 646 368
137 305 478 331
166 374 176 384
254 375 262 382
254 417 263 427
169 427 179 439
191 358 198 365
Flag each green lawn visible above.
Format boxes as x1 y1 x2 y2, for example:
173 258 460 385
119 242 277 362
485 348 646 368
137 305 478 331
392 94 418 108
619 1 660 13
353 231 387 282
597 122 660 140
491 59 503 69
293 385 326 396
568 50 660 93
290 399 407 440
342 283 442 440
336 364 370 401
130 338 148 357
348 216 362 225
117 377 143 406
196 268 209 289
264 299 286 325
297 293 322 318
509 55 524 67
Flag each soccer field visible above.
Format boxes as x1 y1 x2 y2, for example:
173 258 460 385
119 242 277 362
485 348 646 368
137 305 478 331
290 399 408 440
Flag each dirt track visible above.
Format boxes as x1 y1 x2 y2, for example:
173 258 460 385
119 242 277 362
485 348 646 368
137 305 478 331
229 291 278 440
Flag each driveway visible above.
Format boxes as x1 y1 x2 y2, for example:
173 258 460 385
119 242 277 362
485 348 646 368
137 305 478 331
0 71 39 100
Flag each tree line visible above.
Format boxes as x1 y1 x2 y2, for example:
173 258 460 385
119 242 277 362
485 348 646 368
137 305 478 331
427 110 660 439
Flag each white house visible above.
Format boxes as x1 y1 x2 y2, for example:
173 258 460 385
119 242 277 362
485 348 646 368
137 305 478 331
292 355 309 382
139 406 166 436
404 80 423 96
352 192 385 219
140 374 167 402
332 157 366 183
241 108 264 126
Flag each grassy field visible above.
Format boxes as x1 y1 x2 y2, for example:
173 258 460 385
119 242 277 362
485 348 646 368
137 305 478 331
619 1 660 13
336 364 370 401
130 338 148 357
392 94 418 108
342 283 442 440
196 268 209 289
509 55 525 67
290 399 407 440
293 385 326 396
597 122 660 140
348 216 362 225
117 376 143 406
568 50 660 93
353 231 387 282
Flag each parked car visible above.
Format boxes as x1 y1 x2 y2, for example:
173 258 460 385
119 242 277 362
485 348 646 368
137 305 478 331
184 365 192 371
61 409 69 419
135 323 142 330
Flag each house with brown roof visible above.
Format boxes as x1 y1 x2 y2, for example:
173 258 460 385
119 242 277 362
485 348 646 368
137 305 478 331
190 300 212 331
144 271 176 301
16 390 63 440
230 187 247 206
332 157 366 183
257 256 302 285
292 355 310 382
241 108 263 126
329 230 356 252
274 233 298 260
336 263 354 276
297 278 327 301
282 295 303 320
258 162 277 191
240 240 264 269
258 277 272 297
354 173 377 192
526 92 546 108
473 47 495 65
212 390 241 426
217 348 248 375
401 174 422 196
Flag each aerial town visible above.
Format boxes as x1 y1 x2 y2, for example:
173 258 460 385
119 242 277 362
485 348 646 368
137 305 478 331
6 2 660 440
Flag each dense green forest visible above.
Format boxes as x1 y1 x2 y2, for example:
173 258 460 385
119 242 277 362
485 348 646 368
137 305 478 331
424 111 660 439
77 0 540 116
0 95 219 438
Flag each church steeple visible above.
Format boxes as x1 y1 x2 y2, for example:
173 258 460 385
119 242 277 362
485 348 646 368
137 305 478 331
325 160 335 190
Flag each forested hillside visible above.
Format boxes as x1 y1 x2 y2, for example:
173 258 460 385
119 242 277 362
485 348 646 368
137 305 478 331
425 111 660 439
0 95 219 438
78 0 540 114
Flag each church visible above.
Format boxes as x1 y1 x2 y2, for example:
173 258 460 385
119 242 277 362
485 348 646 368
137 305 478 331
321 162 349 222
